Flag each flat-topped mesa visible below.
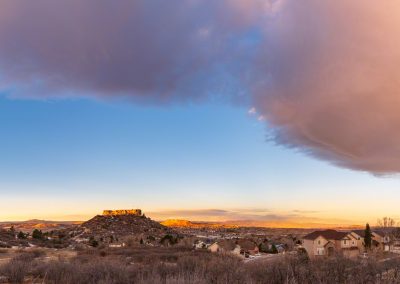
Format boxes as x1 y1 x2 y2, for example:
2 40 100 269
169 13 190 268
102 209 142 216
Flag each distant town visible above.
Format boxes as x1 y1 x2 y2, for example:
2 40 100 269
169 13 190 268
1 210 400 260
1 209 400 282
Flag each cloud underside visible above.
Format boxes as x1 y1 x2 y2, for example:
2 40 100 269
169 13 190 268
1 0 400 174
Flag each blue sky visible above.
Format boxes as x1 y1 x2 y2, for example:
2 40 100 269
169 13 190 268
1 94 400 224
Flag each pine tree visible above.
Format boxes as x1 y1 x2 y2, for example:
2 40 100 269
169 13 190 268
32 229 43 239
364 223 372 250
17 231 26 239
271 244 278 254
89 236 98 247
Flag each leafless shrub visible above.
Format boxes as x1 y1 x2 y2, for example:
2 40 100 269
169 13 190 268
32 259 136 284
0 255 32 283
27 248 46 258
32 261 76 284
3 246 400 283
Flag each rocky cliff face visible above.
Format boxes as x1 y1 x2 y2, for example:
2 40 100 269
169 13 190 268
102 209 142 216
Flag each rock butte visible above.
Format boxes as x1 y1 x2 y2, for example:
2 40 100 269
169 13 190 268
102 209 142 216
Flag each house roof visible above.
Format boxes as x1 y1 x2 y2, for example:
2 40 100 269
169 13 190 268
324 241 335 248
303 230 348 241
352 230 366 238
373 230 385 237
237 239 257 251
352 230 385 238
217 240 236 251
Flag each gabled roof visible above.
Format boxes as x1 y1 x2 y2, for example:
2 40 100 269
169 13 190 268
237 239 258 250
352 230 385 238
324 241 335 248
351 230 365 238
373 230 386 237
216 240 236 251
303 229 348 241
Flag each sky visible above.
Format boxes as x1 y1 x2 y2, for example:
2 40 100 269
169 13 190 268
1 0 400 226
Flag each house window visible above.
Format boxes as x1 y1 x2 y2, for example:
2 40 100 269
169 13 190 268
318 240 321 245
344 240 347 245
352 241 355 245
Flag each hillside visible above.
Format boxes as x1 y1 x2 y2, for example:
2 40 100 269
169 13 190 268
0 210 177 248
160 219 194 227
0 220 80 233
79 211 174 243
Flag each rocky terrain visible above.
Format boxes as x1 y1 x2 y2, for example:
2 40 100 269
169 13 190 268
0 210 178 248
72 210 177 247
0 229 29 248
0 220 80 233
81 214 171 238
102 209 142 216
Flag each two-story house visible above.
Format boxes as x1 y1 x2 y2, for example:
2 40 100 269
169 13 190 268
350 230 391 252
303 229 359 258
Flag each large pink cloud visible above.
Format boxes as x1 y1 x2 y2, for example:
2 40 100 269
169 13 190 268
1 0 400 174
253 0 400 174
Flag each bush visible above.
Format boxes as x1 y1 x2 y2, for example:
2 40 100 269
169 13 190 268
3 246 400 283
33 261 76 284
0 255 32 283
32 229 43 240
160 234 178 246
17 231 26 239
271 244 278 254
89 236 99 248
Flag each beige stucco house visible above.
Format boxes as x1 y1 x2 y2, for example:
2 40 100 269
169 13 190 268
208 240 241 255
303 230 359 258
208 239 258 257
350 230 391 252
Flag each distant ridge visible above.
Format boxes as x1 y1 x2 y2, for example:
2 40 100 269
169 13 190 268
160 219 238 229
160 219 364 229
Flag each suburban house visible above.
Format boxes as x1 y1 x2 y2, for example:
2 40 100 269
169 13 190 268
236 239 259 257
208 240 240 255
392 239 400 254
275 244 286 253
350 230 391 252
194 240 207 249
208 239 259 257
302 230 359 258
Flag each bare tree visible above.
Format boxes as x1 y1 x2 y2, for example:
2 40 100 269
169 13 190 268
377 216 397 235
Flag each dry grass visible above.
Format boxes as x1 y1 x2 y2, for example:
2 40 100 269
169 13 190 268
1 248 400 283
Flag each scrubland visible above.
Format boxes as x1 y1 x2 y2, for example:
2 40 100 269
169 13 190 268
0 247 400 283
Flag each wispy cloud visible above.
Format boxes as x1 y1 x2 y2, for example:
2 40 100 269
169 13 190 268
248 107 257 115
149 209 230 218
292 210 320 214
151 208 311 222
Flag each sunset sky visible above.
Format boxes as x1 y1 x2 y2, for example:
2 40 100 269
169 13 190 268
1 0 400 226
